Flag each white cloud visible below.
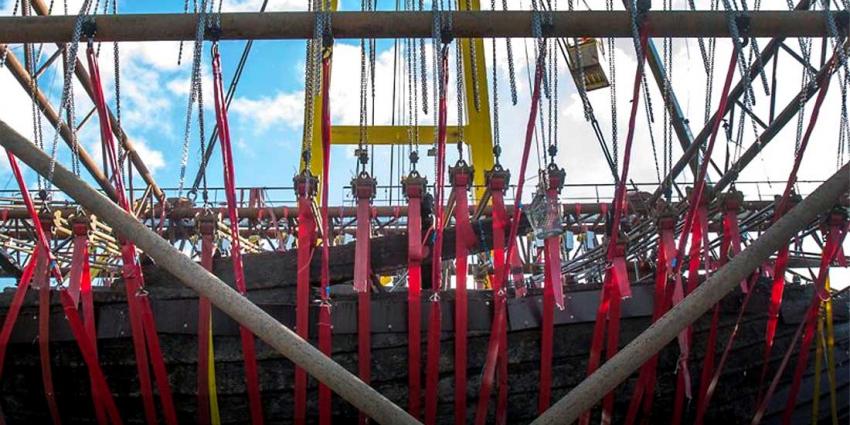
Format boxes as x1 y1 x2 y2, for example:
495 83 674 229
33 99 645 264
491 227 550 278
131 137 166 174
231 91 305 131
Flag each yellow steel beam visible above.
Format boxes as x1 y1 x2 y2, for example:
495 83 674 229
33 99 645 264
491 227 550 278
331 125 462 145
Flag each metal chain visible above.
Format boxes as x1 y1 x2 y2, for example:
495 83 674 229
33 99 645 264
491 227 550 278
24 1 46 190
359 0 369 168
502 0 517 105
606 0 617 173
0 0 21 69
432 5 441 147
823 0 850 167
112 0 123 169
722 0 762 175
532 2 548 158
417 0 429 116
662 0 670 177
177 0 191 66
406 37 416 161
462 0 480 112
549 34 560 154
737 0 770 95
47 0 92 185
177 0 208 196
628 0 654 126
455 35 466 155
491 35 501 163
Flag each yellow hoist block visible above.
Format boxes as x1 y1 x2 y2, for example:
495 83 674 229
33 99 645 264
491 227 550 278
567 38 611 92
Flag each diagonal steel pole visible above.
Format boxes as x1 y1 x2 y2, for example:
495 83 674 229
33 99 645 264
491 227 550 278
531 162 850 425
0 119 422 425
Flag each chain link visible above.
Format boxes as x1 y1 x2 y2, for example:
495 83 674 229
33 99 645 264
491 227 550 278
0 0 21 69
502 0 517 105
455 35 466 155
359 0 369 167
823 0 850 168
47 0 92 186
177 0 209 196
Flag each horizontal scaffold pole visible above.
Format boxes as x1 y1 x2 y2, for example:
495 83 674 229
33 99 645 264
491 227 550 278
0 119 421 425
0 11 846 43
531 162 850 425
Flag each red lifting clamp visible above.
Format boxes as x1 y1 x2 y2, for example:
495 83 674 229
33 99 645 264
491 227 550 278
485 165 510 193
403 170 428 201
71 214 91 237
197 212 218 237
352 171 377 201
543 162 565 194
449 159 474 190
293 170 319 199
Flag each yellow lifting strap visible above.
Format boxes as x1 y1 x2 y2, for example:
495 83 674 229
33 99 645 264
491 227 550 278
811 277 838 425
209 325 221 425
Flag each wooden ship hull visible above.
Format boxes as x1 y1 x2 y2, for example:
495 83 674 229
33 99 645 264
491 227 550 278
0 248 846 424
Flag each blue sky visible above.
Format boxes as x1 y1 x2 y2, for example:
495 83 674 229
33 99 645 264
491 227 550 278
0 0 847 210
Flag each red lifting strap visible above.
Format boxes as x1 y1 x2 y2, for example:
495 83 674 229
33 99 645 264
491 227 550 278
780 213 846 425
474 167 510 425
293 176 316 425
0 153 123 425
477 37 547 423
580 27 648 425
403 173 427 419
212 44 264 425
694 193 743 421
198 216 216 425
694 272 758 425
88 44 177 425
425 44 451 425
752 214 846 425
624 214 676 425
539 165 565 413
35 221 61 425
70 218 108 425
671 203 709 424
352 173 376 425
318 48 334 425
757 47 838 400
451 162 475 425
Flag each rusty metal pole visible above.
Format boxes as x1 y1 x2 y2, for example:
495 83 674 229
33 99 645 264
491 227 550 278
0 120 421 425
0 11 843 43
531 163 850 425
